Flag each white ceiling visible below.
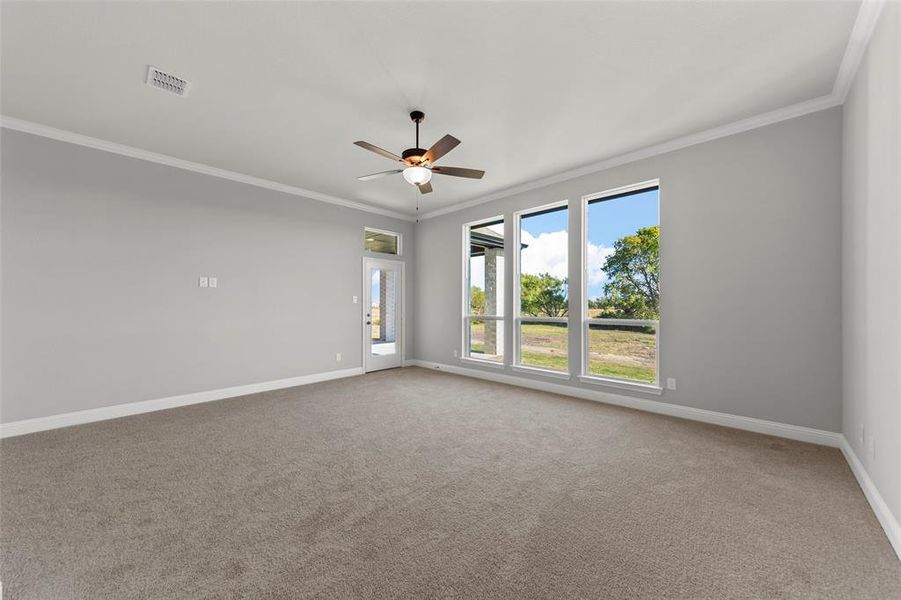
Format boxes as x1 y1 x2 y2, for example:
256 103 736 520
1 1 859 217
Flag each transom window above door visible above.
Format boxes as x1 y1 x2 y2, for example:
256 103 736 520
364 228 401 255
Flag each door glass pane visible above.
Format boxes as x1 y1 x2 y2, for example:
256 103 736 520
519 322 567 371
468 318 503 362
586 323 656 383
370 268 397 356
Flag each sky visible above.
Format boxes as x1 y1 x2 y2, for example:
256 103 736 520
470 189 658 300
584 188 658 298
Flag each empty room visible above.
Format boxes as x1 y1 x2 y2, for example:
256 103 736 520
1 1 899 598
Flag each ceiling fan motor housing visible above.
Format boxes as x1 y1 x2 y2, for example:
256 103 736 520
402 147 428 164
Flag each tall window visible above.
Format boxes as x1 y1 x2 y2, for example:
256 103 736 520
464 218 505 363
583 183 659 386
515 203 568 373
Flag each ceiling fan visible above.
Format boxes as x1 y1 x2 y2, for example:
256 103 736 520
354 111 485 194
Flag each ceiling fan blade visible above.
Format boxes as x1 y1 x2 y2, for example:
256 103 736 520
422 134 461 165
431 166 485 179
358 169 403 181
354 141 405 163
417 181 433 194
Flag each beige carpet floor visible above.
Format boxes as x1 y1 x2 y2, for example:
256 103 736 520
1 367 899 599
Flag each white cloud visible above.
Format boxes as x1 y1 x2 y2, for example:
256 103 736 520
468 229 614 297
586 242 615 288
520 230 568 278
519 229 613 288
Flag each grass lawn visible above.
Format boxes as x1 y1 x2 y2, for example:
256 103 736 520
371 306 381 340
470 321 656 382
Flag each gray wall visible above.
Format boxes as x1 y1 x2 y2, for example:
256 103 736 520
1 107 848 435
841 3 900 533
1 130 414 422
414 107 843 432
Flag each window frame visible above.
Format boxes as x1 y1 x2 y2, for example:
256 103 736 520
363 226 402 256
512 200 572 379
461 216 506 367
579 180 662 394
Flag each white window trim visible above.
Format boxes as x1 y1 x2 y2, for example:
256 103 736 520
461 356 506 369
363 226 402 256
512 200 571 376
462 216 506 365
512 364 573 380
580 180 661 391
578 374 663 395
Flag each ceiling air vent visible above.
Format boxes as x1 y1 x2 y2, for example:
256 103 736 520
145 66 191 97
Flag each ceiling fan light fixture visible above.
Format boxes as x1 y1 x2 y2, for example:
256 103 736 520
355 111 484 195
403 166 432 186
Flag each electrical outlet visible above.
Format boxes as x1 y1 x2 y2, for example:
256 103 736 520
336 353 342 362
859 424 865 447
199 276 208 288
209 277 218 288
453 349 458 358
353 295 358 304
666 378 676 390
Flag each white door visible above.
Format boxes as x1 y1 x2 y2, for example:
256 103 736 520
363 258 404 372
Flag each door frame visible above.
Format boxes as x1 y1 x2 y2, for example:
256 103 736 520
362 257 405 372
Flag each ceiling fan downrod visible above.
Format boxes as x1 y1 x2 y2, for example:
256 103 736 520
410 110 425 149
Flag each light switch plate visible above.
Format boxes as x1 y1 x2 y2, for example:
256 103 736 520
209 277 218 288
199 277 208 288
666 378 676 390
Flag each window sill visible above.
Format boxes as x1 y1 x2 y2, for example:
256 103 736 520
578 375 663 395
460 356 506 369
512 364 572 380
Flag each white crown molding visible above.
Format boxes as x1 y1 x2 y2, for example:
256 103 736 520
840 436 901 562
418 94 841 220
0 116 416 223
407 360 842 448
833 0 886 102
0 366 363 438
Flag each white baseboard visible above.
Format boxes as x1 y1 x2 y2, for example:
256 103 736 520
0 367 363 439
840 436 901 562
406 360 842 447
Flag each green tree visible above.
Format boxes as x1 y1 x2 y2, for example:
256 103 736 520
521 273 568 317
470 286 485 315
601 225 659 319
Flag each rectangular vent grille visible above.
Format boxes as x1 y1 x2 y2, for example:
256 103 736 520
146 66 191 97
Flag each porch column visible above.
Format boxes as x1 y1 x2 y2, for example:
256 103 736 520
484 248 500 355
379 270 388 342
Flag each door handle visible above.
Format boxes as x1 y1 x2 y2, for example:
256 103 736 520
366 321 371 325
